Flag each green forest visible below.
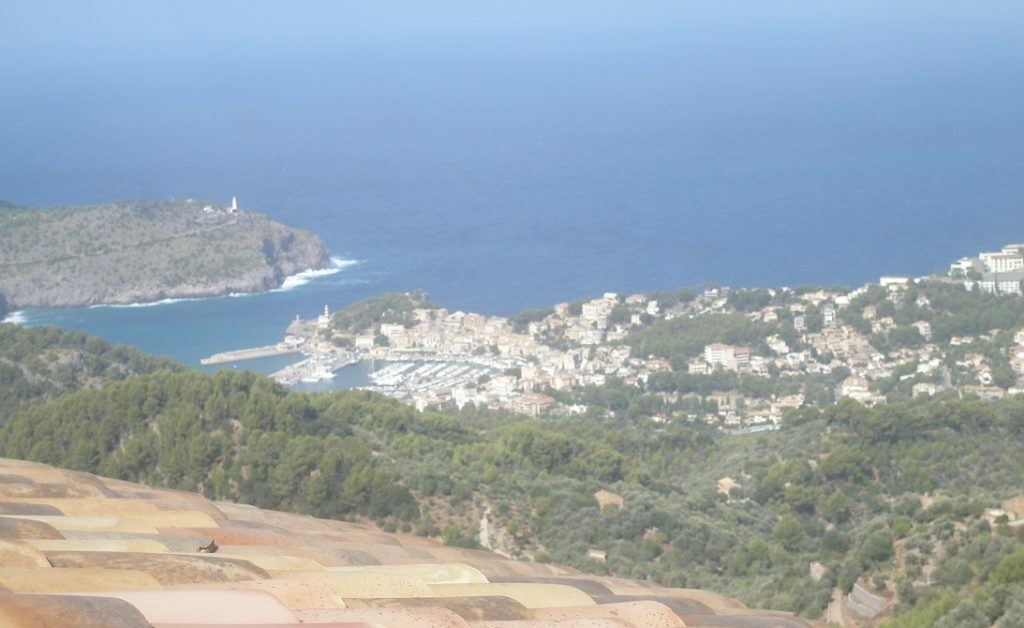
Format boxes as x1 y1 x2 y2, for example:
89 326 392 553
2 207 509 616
2 322 1024 625
330 290 432 334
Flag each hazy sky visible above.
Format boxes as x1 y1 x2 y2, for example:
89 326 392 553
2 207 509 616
4 1 1022 81
3 0 1024 316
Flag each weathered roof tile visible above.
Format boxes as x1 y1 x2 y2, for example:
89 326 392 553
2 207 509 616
0 459 813 627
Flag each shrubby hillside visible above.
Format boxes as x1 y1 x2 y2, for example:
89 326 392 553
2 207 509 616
0 200 329 307
0 323 179 414
365 397 1024 622
2 370 419 521
330 290 432 335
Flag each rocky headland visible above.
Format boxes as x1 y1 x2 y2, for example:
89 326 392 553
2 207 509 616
0 199 330 308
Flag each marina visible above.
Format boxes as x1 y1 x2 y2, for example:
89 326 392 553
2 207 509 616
200 297 508 399
366 359 496 396
272 353 359 385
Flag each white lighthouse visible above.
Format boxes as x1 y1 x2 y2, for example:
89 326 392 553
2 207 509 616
229 196 238 213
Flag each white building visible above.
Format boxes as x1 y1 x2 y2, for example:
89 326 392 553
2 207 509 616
704 343 750 372
949 258 978 276
317 305 331 328
912 382 938 397
688 357 711 375
880 276 911 289
766 335 790 355
823 305 836 326
379 323 406 338
444 311 466 329
839 376 873 402
980 250 1024 274
489 376 518 396
977 276 1024 295
912 320 933 340
581 300 613 325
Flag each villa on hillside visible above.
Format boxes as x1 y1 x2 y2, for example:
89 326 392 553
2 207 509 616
952 244 1024 295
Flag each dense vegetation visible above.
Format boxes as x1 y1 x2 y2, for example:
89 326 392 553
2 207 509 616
330 290 432 334
510 306 554 333
843 282 1024 345
2 323 1024 624
0 323 179 414
2 369 418 521
372 396 1024 622
626 313 763 365
624 309 811 371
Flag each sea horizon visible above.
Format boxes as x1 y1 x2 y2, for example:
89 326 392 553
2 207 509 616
3 0 1023 367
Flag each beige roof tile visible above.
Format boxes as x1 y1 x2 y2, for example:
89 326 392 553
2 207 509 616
0 540 52 568
428 584 596 609
27 538 170 553
529 600 686 627
43 550 270 585
88 590 299 624
344 595 530 622
327 562 489 584
472 620 632 628
0 458 813 628
170 578 347 610
0 516 64 540
0 567 162 592
294 606 470 627
0 592 150 628
280 571 435 598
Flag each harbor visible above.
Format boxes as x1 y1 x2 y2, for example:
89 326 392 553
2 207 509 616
363 358 497 397
199 303 503 401
201 306 347 383
199 343 302 365
272 353 359 385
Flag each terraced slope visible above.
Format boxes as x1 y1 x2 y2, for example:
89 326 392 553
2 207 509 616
0 458 812 627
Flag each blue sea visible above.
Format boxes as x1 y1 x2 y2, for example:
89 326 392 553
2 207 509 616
2 1 1023 369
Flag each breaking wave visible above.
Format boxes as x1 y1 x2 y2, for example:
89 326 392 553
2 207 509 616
274 257 359 292
2 311 27 324
91 297 201 309
86 257 359 308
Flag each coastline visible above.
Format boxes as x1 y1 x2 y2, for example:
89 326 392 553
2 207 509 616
221 239 1024 416
0 200 334 311
3 257 358 322
272 257 359 292
85 256 358 309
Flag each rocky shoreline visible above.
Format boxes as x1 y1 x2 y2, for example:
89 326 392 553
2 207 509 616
0 199 331 309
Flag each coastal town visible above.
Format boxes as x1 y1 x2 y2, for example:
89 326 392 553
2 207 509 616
207 242 1024 432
